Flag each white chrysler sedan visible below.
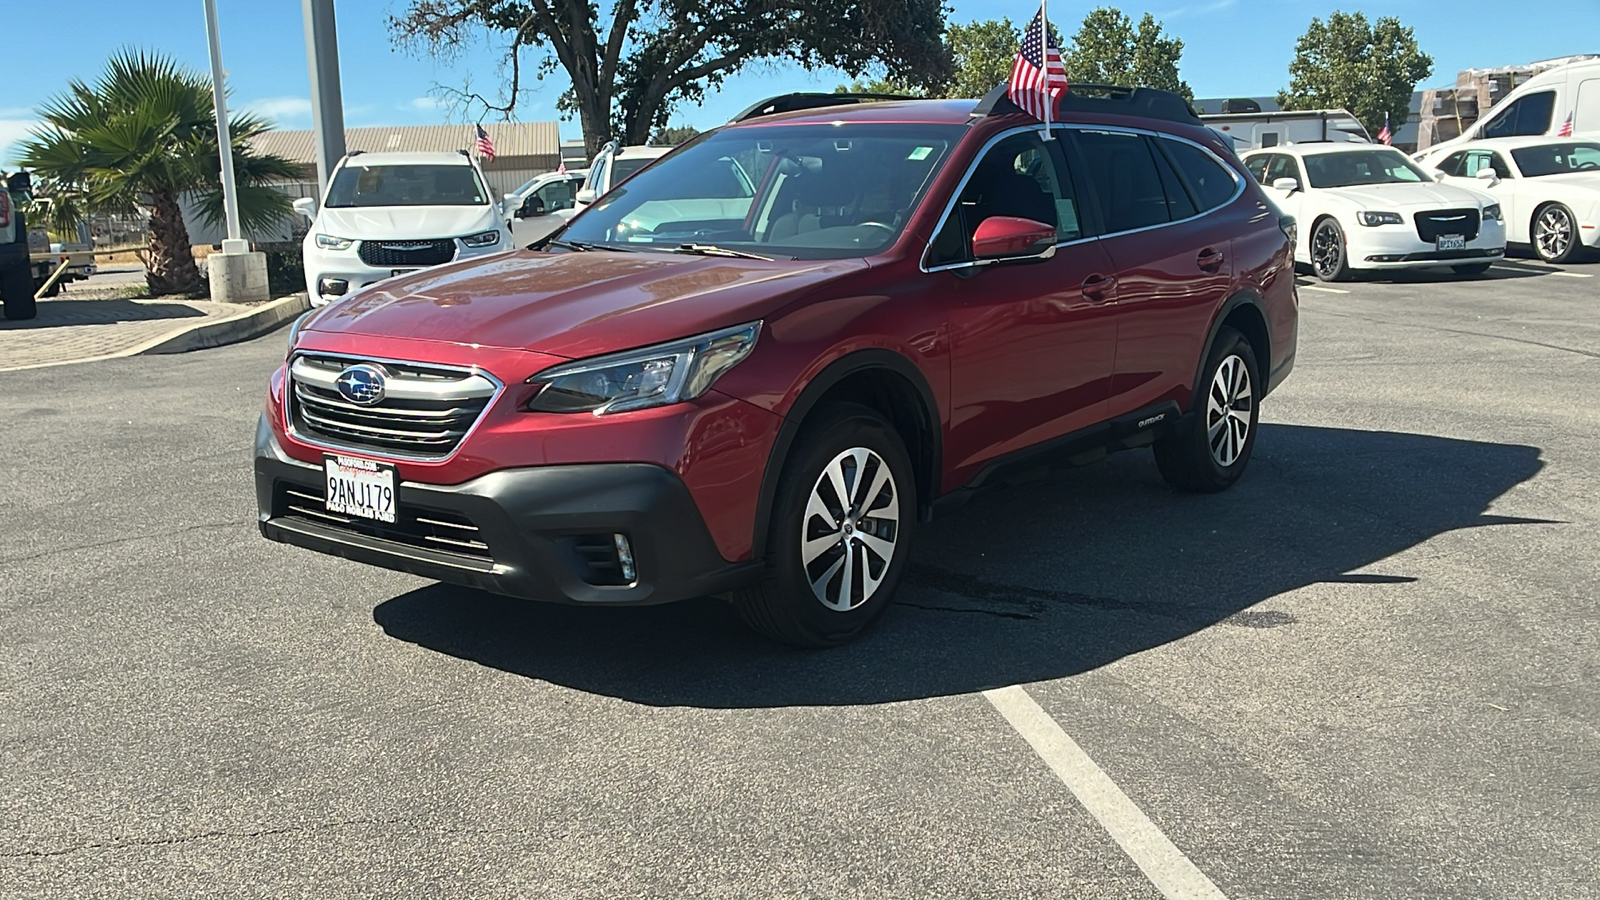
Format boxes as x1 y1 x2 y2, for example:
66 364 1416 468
1242 144 1506 282
1426 137 1600 264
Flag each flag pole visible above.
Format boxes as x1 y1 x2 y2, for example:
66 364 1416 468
1040 0 1053 140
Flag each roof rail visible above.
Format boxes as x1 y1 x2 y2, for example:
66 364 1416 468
973 82 1201 126
730 92 911 123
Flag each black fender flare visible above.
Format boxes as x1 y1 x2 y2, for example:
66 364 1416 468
1190 290 1271 411
749 349 942 558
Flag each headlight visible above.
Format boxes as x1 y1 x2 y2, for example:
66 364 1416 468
315 233 354 250
1356 211 1404 227
526 322 761 415
462 229 501 248
1482 204 1503 222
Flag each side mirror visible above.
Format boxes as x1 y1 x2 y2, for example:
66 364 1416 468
292 197 317 219
575 188 598 205
1475 169 1500 185
972 216 1057 261
1270 177 1299 193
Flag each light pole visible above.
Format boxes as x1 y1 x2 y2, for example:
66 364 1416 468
201 0 270 301
303 0 346 200
202 0 243 252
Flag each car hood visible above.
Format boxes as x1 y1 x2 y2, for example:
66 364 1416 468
315 205 500 241
304 249 868 359
1321 182 1490 210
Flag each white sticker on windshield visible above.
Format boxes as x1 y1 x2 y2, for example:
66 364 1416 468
908 146 933 161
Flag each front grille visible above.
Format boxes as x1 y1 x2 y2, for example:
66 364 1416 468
288 354 498 458
1414 208 1480 242
357 238 456 267
274 482 491 559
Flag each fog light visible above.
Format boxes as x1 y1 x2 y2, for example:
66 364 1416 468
613 533 636 583
318 277 349 298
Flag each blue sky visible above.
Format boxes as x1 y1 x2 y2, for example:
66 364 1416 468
4 0 1597 162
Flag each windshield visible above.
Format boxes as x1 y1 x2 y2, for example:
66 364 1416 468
561 123 963 259
1302 149 1432 188
1510 142 1600 177
325 164 490 208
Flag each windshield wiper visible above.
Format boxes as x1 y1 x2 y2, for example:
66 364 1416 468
674 243 773 261
546 239 639 252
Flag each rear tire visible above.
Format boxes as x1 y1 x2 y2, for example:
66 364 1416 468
1532 203 1580 264
1452 263 1492 276
1 264 36 321
731 402 916 647
1154 326 1260 493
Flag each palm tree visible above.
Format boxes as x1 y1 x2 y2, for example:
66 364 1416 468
18 49 300 295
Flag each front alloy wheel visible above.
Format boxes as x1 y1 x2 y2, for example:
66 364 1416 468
1533 204 1578 263
1311 219 1352 282
732 403 915 647
802 448 901 611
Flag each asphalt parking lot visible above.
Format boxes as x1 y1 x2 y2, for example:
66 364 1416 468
1 255 1596 899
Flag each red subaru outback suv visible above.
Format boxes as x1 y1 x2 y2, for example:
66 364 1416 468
257 86 1298 646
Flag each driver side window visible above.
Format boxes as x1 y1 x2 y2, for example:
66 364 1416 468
1265 154 1300 186
927 132 1077 268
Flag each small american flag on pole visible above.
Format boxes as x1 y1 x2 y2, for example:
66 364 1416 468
1557 111 1574 137
1377 114 1392 146
1008 3 1068 125
474 124 497 161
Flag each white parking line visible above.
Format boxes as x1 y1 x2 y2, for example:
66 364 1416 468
1552 271 1593 278
1300 285 1349 294
984 686 1231 900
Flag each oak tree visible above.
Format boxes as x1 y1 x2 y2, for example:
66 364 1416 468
1278 11 1432 139
391 0 950 158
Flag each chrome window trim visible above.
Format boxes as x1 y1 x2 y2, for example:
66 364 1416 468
285 350 506 463
919 123 1246 274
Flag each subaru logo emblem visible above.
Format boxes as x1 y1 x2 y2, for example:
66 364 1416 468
335 364 387 405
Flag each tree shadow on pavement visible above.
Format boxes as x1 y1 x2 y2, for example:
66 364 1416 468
0 299 205 330
373 424 1548 707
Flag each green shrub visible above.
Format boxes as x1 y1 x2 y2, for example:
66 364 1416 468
259 241 305 296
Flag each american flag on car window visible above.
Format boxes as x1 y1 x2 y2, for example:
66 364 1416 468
1557 111 1574 137
1008 4 1068 123
475 124 497 161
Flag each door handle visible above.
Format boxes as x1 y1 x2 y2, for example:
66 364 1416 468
1082 273 1117 301
1197 249 1225 272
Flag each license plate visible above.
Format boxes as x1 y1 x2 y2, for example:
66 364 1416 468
324 455 396 523
390 268 421 278
1436 234 1466 251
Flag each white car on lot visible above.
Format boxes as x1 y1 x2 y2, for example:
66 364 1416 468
561 143 674 221
1426 137 1600 263
1242 144 1506 281
293 150 511 306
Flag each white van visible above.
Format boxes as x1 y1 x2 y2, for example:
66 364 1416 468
1200 109 1371 151
1416 55 1600 165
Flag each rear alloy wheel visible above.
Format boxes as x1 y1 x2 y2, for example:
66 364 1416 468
732 403 914 647
1311 218 1353 282
1532 204 1580 264
1154 326 1260 493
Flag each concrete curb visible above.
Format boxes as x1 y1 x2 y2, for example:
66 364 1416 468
141 293 310 355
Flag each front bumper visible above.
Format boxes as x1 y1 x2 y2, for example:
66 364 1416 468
304 239 504 305
1349 218 1507 269
255 419 760 605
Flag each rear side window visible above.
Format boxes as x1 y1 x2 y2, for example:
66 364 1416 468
1482 91 1556 139
1162 139 1239 211
1072 129 1170 232
1150 144 1198 219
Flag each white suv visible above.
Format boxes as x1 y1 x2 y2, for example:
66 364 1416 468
560 143 674 222
294 151 512 306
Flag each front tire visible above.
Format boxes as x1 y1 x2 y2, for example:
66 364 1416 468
1154 327 1261 493
1311 218 1353 282
731 403 915 647
1532 203 1580 263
